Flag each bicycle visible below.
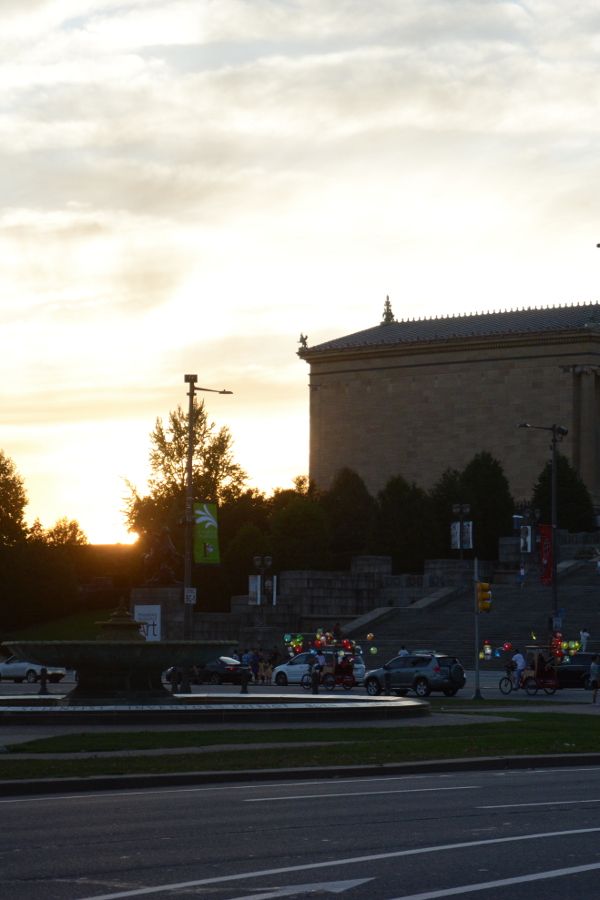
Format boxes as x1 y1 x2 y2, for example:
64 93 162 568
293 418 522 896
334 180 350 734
498 664 525 694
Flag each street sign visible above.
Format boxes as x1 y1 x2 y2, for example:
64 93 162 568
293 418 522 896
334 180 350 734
184 587 197 605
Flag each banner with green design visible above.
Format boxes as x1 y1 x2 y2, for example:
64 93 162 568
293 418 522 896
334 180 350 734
193 502 220 564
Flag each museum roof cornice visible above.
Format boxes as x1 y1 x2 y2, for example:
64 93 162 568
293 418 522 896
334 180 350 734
298 302 600 360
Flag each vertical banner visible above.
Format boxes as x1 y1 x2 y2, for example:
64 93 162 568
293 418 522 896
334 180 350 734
193 502 220 564
461 521 473 550
539 524 553 585
450 521 460 549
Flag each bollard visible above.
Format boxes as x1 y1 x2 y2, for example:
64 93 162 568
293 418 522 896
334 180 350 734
384 670 391 696
38 667 49 696
311 667 320 695
240 669 250 694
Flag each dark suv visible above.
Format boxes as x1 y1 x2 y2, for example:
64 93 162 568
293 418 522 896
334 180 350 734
364 653 466 698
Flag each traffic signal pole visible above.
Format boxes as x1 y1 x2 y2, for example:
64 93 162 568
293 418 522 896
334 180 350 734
473 557 483 700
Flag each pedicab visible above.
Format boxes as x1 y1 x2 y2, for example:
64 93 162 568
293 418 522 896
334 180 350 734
521 646 558 696
301 649 357 691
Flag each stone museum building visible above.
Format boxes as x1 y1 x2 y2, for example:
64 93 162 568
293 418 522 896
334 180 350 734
298 300 600 509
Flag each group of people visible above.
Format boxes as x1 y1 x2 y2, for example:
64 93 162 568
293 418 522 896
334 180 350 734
232 647 282 685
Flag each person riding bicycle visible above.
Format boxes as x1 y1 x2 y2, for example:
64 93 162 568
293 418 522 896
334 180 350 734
511 648 526 690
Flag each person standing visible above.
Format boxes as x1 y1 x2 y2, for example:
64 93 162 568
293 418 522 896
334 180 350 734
580 627 590 652
511 648 526 690
398 646 409 657
590 655 600 704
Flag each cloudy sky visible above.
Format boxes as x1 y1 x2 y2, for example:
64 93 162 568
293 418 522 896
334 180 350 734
2 0 600 543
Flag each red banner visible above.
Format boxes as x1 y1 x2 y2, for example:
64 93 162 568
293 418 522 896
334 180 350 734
539 524 553 585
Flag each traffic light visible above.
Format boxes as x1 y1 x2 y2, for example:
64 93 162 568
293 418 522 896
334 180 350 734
477 581 492 612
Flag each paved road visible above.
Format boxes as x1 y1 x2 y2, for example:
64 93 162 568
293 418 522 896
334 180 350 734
3 766 600 899
0 668 593 703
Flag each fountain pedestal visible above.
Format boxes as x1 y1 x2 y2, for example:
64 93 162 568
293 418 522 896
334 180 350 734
3 605 233 705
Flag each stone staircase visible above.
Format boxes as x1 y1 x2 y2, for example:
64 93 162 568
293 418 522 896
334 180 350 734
344 560 600 667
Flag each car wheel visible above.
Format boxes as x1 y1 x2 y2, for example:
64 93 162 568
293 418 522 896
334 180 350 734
209 673 221 685
443 687 458 697
275 672 288 687
414 678 431 698
365 678 382 696
25 670 37 684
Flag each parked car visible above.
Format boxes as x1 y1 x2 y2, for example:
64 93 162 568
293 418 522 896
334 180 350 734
166 656 250 685
273 650 366 687
553 652 597 689
0 656 66 684
364 653 466 698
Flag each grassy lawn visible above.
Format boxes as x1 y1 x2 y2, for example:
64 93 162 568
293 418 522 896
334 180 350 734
1 712 599 781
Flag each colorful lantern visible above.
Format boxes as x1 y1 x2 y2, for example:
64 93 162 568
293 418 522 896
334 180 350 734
370 646 378 654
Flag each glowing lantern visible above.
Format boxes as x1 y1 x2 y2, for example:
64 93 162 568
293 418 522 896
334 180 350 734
479 651 485 660
366 633 375 641
370 646 378 655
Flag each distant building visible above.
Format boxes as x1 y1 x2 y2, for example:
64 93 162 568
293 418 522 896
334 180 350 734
298 301 600 508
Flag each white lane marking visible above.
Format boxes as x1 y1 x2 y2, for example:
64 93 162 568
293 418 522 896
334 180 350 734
480 798 600 809
74 825 600 900
386 861 600 899
245 786 479 802
226 878 372 899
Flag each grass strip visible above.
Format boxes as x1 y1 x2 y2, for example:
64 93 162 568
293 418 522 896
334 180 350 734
1 713 599 781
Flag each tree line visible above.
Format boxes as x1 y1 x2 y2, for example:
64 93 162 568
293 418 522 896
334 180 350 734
0 400 595 629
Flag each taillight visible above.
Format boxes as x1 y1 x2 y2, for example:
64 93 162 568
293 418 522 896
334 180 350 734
225 666 235 672
434 664 440 673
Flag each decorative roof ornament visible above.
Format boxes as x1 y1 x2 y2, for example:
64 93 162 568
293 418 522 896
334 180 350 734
381 295 395 325
298 333 308 349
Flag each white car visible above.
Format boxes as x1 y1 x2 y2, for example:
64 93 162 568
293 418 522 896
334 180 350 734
0 656 66 684
273 651 365 687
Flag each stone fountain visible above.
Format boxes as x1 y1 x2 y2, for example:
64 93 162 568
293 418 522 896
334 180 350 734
3 603 233 705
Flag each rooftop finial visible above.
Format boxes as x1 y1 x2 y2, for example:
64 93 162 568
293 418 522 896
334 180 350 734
381 295 395 324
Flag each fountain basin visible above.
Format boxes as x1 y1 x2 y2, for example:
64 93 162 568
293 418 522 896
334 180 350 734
3 640 234 705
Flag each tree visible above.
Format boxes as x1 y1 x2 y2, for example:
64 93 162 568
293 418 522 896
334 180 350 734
270 495 330 571
531 453 594 532
124 401 247 541
376 475 438 572
28 517 88 546
319 468 377 568
428 467 464 558
460 451 514 560
0 450 27 547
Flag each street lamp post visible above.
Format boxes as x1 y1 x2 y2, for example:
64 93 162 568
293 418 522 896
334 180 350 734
183 374 232 641
517 422 568 621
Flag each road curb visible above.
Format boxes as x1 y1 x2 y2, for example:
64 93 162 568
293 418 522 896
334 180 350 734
2 752 600 796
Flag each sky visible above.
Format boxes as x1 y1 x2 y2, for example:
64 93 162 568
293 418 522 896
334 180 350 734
2 0 600 544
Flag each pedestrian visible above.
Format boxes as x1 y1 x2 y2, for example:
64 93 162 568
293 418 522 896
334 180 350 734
398 646 409 657
511 648 526 690
580 627 590 652
590 655 600 704
517 564 526 590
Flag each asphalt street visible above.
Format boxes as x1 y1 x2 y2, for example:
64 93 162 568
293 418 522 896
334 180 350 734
3 766 600 899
